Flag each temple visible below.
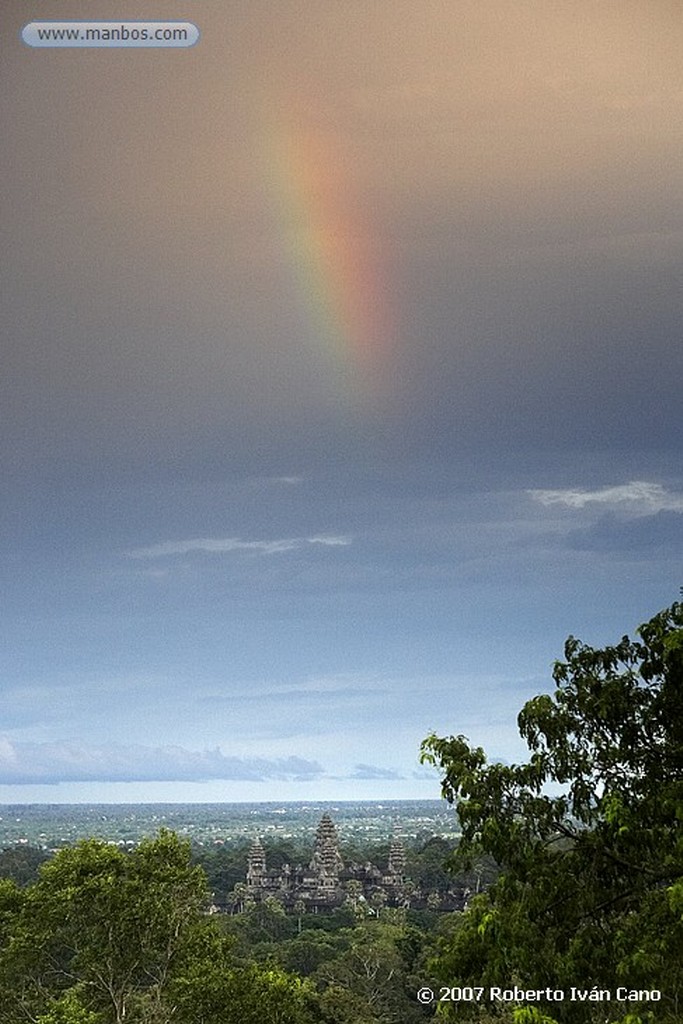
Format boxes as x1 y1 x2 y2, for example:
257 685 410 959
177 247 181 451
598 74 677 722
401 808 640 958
244 812 409 911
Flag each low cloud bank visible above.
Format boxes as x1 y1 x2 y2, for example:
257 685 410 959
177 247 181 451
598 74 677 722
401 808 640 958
0 738 322 785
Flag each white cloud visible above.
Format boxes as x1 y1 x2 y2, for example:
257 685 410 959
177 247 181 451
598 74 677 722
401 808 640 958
0 738 323 785
528 481 683 513
307 535 351 546
129 535 351 559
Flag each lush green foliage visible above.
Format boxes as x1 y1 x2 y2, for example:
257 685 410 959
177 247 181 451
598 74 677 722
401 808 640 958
0 844 50 886
220 906 441 1023
0 828 451 1022
421 600 683 1023
0 831 324 1023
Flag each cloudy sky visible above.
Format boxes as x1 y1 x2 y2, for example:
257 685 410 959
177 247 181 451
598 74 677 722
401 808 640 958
1 0 681 802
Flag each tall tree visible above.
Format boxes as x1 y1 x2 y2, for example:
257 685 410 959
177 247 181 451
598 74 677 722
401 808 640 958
421 599 683 1023
0 830 208 1023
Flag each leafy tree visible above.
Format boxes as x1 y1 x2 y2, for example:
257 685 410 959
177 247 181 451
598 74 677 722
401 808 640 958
273 929 348 977
168 928 318 1024
35 986 103 1024
0 831 329 1023
407 837 452 894
343 879 368 921
313 920 428 1023
0 830 209 1023
227 880 253 915
0 845 50 886
192 841 250 903
227 894 295 948
293 898 307 935
369 889 388 918
421 599 683 1023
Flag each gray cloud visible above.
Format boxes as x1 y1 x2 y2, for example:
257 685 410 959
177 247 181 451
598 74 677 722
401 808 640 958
3 2 682 486
0 738 323 785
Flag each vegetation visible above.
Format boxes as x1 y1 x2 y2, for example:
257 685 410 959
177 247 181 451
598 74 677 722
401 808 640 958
0 599 679 1022
222 904 440 1023
0 844 50 886
0 829 455 1022
0 830 324 1023
421 598 683 1023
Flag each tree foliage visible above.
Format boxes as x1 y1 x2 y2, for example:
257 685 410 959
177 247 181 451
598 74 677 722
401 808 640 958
0 830 209 1022
167 927 319 1024
0 830 319 1023
421 600 683 1023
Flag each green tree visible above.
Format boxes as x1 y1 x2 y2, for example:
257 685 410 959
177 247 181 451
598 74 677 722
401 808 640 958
168 929 318 1024
231 895 295 946
408 837 451 894
35 986 103 1024
0 830 209 1023
293 898 307 935
343 879 369 922
313 920 427 1023
227 880 255 915
192 842 249 904
421 600 683 1023
274 929 348 978
0 845 50 886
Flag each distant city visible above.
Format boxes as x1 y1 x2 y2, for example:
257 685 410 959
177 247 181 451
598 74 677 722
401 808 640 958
0 800 459 851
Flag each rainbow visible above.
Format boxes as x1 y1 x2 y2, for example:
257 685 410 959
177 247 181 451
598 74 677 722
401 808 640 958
264 100 392 395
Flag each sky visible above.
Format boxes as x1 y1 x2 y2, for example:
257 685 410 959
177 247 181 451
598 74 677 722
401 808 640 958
1 0 681 802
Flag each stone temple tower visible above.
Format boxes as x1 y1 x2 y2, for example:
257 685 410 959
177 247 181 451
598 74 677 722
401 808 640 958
246 837 266 890
310 813 343 887
387 832 407 884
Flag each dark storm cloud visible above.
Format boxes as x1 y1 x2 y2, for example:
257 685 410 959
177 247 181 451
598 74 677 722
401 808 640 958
393 229 683 454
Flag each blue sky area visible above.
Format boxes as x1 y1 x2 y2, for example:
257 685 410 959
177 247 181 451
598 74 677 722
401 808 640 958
1 1 681 801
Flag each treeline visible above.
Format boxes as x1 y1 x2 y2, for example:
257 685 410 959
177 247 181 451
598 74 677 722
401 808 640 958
0 832 494 1022
0 829 450 1023
0 833 496 903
